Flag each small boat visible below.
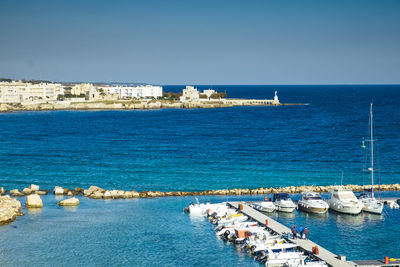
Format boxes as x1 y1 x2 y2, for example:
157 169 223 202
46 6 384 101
359 103 384 215
252 201 276 213
328 189 363 215
254 243 305 266
297 191 329 214
273 193 296 213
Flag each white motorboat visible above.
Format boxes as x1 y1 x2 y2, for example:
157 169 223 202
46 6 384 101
358 103 384 215
297 191 329 214
252 201 276 213
273 193 296 213
254 244 305 266
328 189 363 215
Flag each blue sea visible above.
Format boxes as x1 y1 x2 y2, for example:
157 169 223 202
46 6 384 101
0 85 399 265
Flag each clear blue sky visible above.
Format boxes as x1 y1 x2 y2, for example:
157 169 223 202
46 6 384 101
0 0 399 84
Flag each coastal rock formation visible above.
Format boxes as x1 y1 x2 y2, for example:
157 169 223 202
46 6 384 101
26 194 43 208
58 198 79 206
84 185 105 197
103 191 112 199
0 187 5 195
30 184 39 191
54 186 64 195
10 189 25 197
36 190 48 195
22 188 32 195
0 195 23 224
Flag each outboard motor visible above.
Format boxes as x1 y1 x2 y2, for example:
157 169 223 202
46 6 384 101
222 230 230 241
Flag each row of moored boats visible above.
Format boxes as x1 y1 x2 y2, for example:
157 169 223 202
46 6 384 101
254 188 397 215
185 201 328 267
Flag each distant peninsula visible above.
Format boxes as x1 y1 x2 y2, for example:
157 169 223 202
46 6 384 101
0 79 288 112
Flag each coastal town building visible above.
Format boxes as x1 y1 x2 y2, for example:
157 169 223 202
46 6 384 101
180 86 200 102
70 83 94 96
202 89 216 98
102 85 163 99
0 81 63 103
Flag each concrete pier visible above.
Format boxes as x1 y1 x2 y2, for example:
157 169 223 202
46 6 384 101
228 201 400 267
229 202 355 267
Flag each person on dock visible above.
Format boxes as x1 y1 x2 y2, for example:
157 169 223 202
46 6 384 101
291 224 298 239
304 227 310 240
298 225 304 239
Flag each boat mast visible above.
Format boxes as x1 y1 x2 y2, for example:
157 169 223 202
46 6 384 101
370 103 374 198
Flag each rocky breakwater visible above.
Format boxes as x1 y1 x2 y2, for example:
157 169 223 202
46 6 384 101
84 186 140 199
81 183 400 200
0 195 23 225
9 184 49 197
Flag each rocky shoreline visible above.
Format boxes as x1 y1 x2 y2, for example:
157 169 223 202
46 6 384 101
0 100 292 113
2 183 400 200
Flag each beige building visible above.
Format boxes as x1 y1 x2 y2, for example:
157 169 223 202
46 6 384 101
70 83 94 96
0 81 63 103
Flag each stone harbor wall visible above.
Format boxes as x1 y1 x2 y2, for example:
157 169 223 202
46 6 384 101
2 184 400 200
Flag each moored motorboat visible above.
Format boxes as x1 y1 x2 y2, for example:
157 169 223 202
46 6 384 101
328 189 363 215
252 201 276 213
273 193 296 213
297 191 329 214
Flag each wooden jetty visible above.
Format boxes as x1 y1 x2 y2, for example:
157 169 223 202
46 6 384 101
228 202 400 267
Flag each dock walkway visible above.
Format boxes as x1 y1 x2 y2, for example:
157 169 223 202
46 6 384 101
228 202 354 267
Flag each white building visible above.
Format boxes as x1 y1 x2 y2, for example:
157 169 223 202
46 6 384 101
180 86 200 102
0 81 63 103
202 89 216 99
102 85 163 99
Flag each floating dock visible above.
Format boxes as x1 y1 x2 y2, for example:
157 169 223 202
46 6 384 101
228 202 399 267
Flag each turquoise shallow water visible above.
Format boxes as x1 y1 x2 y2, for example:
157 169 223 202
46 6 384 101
1 193 399 266
0 85 400 264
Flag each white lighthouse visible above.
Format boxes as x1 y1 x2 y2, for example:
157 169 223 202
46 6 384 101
273 90 280 105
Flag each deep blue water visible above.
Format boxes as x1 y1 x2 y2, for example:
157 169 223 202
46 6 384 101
0 85 399 191
1 85 400 265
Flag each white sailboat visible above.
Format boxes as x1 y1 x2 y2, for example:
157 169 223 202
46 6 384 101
359 103 384 215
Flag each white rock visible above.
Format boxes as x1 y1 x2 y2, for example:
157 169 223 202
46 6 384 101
103 191 112 199
10 189 24 197
57 198 79 206
0 195 23 224
22 188 32 195
67 191 73 197
0 187 5 195
54 187 64 195
84 185 104 197
26 194 43 208
29 184 39 191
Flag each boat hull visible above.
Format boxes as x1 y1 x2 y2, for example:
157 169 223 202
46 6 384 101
275 205 296 213
362 201 384 214
297 203 328 214
252 202 276 213
329 203 363 215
